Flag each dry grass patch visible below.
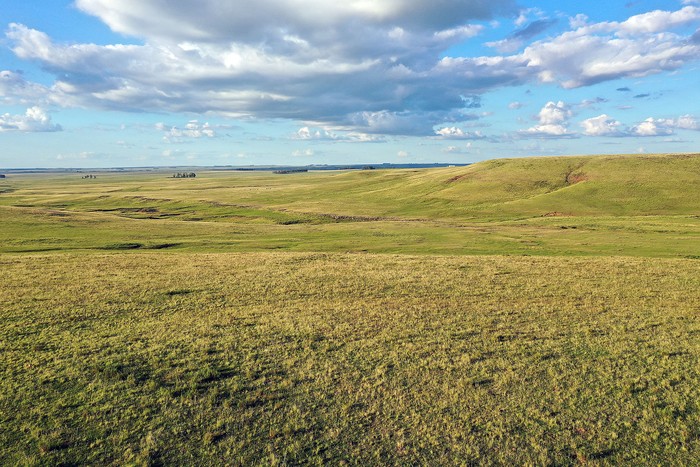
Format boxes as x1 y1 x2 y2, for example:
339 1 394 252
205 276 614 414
1 252 699 464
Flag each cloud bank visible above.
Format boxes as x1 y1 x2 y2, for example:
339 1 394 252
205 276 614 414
2 2 700 136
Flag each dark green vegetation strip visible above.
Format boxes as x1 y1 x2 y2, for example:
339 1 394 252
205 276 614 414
1 253 699 464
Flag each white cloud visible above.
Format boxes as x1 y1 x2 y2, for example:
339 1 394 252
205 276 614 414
580 114 623 136
433 25 485 41
514 8 545 27
508 101 524 110
295 126 336 140
538 101 571 125
0 106 62 132
3 3 700 138
522 124 572 136
434 127 486 139
633 118 668 136
669 114 700 130
349 110 460 136
294 126 383 142
520 7 700 88
292 149 314 157
159 120 215 142
617 6 700 36
569 14 588 29
572 113 700 137
521 101 575 137
0 70 52 105
632 115 699 135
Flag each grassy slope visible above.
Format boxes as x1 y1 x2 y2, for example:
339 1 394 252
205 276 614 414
3 153 699 219
0 153 698 257
160 152 698 219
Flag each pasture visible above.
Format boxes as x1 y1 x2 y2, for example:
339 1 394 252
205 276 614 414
1 153 699 464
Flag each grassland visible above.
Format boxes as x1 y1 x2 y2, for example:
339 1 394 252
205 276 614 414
1 153 699 257
1 153 699 464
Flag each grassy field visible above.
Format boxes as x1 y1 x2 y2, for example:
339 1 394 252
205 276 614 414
1 153 699 257
1 153 699 464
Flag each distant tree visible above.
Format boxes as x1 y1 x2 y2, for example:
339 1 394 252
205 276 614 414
0 174 6 178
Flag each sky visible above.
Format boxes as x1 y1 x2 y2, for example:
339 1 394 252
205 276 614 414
1 0 699 168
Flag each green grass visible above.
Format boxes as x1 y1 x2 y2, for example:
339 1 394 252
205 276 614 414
2 253 699 464
1 153 700 464
0 153 698 257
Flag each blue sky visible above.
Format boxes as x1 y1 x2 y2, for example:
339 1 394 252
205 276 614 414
1 0 699 168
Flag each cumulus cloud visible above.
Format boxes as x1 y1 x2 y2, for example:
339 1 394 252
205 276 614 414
0 106 62 132
520 6 700 88
576 113 699 137
295 126 338 141
521 101 576 137
3 3 700 137
580 114 624 136
632 118 674 136
672 115 700 130
632 115 699 135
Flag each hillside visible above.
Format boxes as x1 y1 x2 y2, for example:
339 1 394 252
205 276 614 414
431 153 700 219
252 153 700 220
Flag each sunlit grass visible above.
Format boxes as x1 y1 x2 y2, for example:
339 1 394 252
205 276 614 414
1 253 699 464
